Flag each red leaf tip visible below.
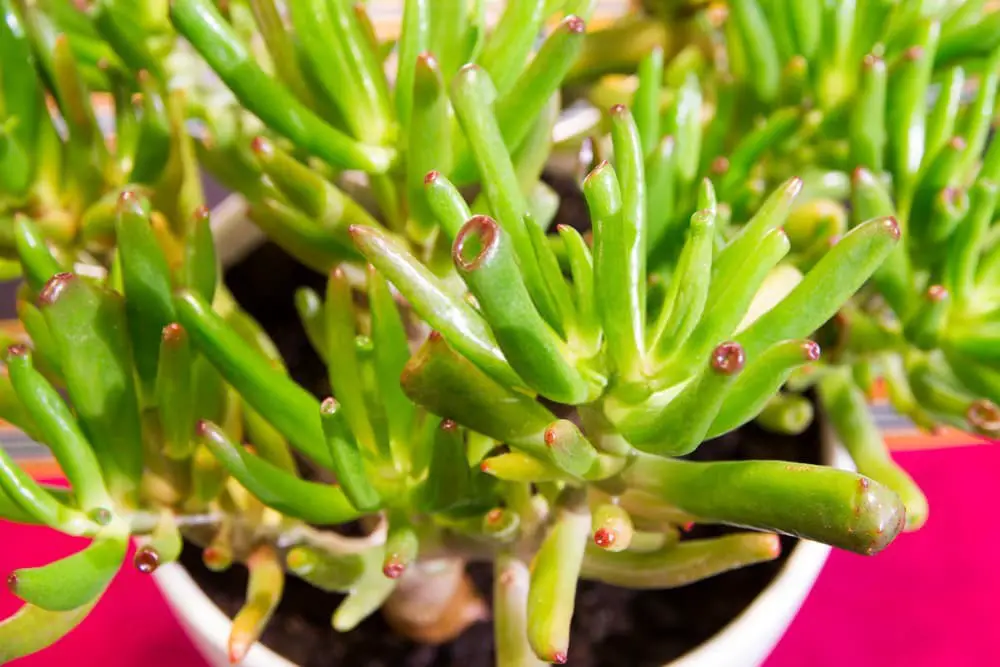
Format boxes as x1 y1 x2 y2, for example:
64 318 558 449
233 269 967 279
927 285 948 302
564 15 585 33
383 557 406 579
250 136 272 155
593 528 616 549
553 652 568 664
424 170 440 185
38 272 76 307
134 546 161 574
711 341 745 375
802 341 821 361
711 156 730 175
882 217 901 241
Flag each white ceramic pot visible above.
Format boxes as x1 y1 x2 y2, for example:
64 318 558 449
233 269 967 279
155 432 849 667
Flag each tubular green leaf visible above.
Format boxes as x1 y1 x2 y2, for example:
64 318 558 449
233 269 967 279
849 54 887 172
325 267 379 455
156 324 195 460
450 65 555 325
197 420 360 525
476 0 547 95
170 0 393 173
116 192 176 390
400 333 555 461
39 274 143 505
729 0 780 103
407 53 452 240
707 339 820 438
320 398 381 513
886 21 939 206
174 289 333 468
453 216 593 404
623 454 906 555
818 368 928 531
736 216 900 359
527 488 589 664
582 532 780 588
9 522 128 612
350 224 524 389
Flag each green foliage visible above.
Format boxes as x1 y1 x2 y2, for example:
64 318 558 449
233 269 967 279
5 1 998 665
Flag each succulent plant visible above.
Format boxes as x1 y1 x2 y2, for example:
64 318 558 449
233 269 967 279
169 79 909 661
572 0 1000 532
0 0 191 266
164 0 606 278
0 1 952 665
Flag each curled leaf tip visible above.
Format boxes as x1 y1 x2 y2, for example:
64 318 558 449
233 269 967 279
593 528 616 549
454 215 498 271
382 556 406 579
967 400 1000 433
711 342 745 375
802 341 821 361
926 285 948 302
711 157 730 174
564 15 586 33
250 136 272 156
424 170 440 185
38 273 76 306
134 546 161 574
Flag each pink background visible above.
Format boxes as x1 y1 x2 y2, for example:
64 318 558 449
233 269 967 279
3 444 998 666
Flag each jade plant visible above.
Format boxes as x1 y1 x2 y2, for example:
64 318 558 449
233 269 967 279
572 0 1000 532
0 65 911 667
165 0 605 276
0 0 192 265
0 1 934 665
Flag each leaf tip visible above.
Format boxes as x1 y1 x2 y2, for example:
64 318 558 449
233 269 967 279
38 272 76 307
134 546 161 574
711 342 745 375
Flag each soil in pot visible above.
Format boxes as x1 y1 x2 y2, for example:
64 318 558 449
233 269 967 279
203 242 822 667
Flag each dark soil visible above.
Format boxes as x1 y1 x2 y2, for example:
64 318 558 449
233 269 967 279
192 240 823 667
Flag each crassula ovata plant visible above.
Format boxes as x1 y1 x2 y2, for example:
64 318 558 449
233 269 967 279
0 0 947 665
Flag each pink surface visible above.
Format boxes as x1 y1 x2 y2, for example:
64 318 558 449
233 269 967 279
2 445 997 666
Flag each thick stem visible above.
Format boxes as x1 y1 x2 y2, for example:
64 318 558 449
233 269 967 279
381 558 488 645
